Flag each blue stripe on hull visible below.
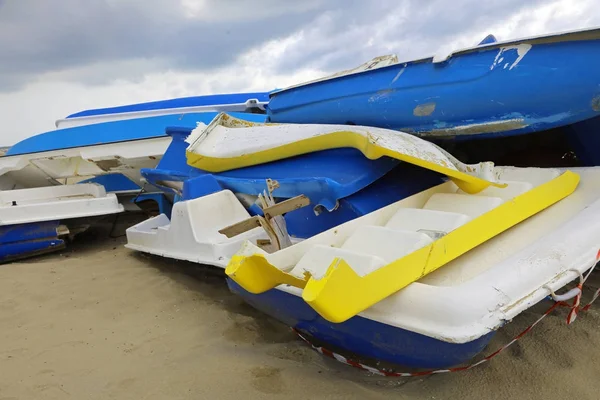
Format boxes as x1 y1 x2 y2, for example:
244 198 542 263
0 239 65 263
78 174 141 192
0 220 61 244
227 279 495 369
0 221 65 262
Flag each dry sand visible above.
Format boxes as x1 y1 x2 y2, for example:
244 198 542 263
1 216 599 400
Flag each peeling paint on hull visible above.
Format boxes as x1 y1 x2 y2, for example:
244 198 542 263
490 44 532 70
267 31 600 139
413 102 436 117
423 118 527 136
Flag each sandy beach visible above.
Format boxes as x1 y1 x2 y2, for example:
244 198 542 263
1 215 599 400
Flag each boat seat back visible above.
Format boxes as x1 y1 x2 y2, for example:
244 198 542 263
457 180 533 200
290 226 432 279
423 193 503 218
180 190 252 243
385 208 471 236
341 226 432 262
291 244 387 279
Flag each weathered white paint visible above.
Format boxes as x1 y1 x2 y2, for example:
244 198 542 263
490 44 532 71
509 45 531 70
186 113 498 182
0 137 169 191
425 118 527 136
391 67 405 84
432 26 599 64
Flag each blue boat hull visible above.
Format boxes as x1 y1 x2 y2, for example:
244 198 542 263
0 221 65 263
7 112 266 156
267 39 600 140
143 126 399 209
139 126 445 238
227 279 495 369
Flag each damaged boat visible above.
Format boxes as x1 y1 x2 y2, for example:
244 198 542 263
155 113 600 369
125 116 444 264
1 111 267 209
226 165 600 369
0 93 268 261
266 27 600 144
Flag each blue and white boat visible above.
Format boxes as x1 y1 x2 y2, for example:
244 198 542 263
170 114 600 370
226 165 600 369
1 91 270 196
125 120 444 264
0 92 269 261
266 27 600 143
0 184 123 263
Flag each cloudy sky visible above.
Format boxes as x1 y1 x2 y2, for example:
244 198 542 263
1 0 598 145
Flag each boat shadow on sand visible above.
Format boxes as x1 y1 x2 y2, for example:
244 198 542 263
14 206 598 393
131 242 600 392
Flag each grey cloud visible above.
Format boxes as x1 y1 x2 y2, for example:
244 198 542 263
0 0 339 91
0 0 595 93
269 0 553 74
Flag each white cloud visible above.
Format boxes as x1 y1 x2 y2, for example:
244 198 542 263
1 0 598 145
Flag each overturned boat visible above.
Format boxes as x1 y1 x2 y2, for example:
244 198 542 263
266 27 600 144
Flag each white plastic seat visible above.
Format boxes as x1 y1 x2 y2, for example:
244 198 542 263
290 226 432 279
182 190 255 244
341 226 432 261
290 244 387 279
492 168 560 187
126 190 273 267
385 208 471 235
423 193 503 218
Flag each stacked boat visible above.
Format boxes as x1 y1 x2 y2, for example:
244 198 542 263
0 92 269 261
5 26 600 371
